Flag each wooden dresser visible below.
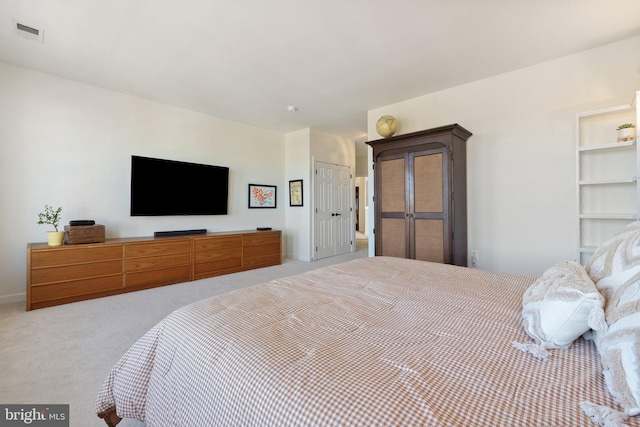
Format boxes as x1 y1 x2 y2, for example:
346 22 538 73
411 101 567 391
27 230 282 310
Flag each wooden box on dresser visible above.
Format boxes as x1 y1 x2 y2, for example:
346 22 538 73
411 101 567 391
27 230 282 310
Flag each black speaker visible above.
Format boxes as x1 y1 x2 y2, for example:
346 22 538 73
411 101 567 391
69 220 95 226
154 229 207 237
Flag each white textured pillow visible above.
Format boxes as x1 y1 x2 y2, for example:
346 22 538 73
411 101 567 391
586 221 640 416
521 259 605 350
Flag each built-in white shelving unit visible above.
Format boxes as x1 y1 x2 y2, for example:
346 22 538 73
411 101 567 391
576 91 639 264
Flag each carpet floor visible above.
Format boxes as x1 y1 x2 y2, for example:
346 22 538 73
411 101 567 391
0 242 368 427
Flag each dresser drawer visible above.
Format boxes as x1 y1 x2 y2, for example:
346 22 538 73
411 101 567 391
194 236 242 251
30 275 123 303
125 266 191 288
195 246 242 263
243 232 281 246
125 240 191 259
243 243 280 258
193 242 242 280
243 253 281 269
194 258 243 278
125 253 191 273
30 245 122 268
31 260 123 285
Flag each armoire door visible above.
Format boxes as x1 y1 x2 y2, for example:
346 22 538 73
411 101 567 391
378 154 408 258
410 149 448 263
377 149 449 263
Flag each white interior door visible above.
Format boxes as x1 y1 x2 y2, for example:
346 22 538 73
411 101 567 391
315 161 353 259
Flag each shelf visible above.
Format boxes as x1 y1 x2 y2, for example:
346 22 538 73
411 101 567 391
576 103 634 118
579 246 597 254
579 177 637 185
576 91 639 264
578 140 636 152
579 213 638 220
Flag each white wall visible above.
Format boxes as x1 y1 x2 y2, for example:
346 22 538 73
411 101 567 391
367 36 640 276
285 128 312 260
0 61 286 303
355 138 369 177
283 128 357 261
355 177 368 234
310 129 356 169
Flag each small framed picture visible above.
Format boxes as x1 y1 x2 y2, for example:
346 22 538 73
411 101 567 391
289 179 303 207
248 184 277 208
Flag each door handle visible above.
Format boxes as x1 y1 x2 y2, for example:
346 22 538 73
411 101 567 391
331 213 342 216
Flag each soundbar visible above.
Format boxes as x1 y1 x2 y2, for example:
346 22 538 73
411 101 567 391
154 229 207 237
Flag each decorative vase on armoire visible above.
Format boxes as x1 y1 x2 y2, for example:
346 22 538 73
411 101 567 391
366 124 472 266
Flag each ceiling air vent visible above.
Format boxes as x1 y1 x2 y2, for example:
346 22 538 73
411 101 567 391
13 20 44 43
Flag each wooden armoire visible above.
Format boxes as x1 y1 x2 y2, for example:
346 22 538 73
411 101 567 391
366 124 472 266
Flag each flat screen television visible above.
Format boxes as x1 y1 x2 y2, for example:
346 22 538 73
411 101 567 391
130 155 229 216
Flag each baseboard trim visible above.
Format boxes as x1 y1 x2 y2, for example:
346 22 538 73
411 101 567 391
286 252 311 262
0 292 26 305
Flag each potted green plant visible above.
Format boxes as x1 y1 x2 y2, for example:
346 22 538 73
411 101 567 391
37 205 64 246
617 123 636 142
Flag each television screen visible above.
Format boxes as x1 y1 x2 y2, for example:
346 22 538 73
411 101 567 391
130 156 229 216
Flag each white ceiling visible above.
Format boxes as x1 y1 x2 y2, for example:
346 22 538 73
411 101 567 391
1 0 639 140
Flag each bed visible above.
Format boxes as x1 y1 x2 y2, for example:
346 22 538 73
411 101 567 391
96 256 640 426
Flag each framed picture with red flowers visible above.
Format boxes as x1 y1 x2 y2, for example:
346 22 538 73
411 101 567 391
248 184 276 208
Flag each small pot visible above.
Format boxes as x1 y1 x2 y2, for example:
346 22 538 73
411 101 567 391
46 231 65 246
618 128 636 142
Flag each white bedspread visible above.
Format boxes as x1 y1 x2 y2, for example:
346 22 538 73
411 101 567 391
96 256 638 426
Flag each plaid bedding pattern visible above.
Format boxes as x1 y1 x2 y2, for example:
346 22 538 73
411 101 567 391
96 256 639 426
